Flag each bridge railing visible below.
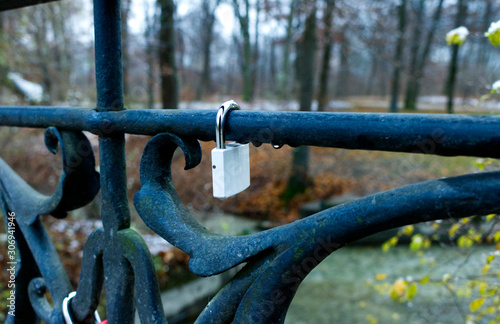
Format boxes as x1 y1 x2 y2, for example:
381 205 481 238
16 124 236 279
1 0 499 323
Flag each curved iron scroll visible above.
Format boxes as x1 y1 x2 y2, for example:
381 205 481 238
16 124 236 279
0 127 100 224
0 128 100 323
135 133 500 323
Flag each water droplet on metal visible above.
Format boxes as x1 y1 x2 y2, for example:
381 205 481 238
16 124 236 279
272 143 283 149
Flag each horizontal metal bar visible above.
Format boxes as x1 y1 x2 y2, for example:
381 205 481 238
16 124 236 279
0 106 499 158
0 0 59 11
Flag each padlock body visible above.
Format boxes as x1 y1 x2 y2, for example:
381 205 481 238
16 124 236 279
211 143 250 199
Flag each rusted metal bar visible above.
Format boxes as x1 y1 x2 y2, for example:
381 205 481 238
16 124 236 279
0 106 499 158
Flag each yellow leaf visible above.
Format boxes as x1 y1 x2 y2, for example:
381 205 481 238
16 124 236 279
407 283 418 301
470 298 485 312
486 30 500 47
494 231 500 243
402 225 414 236
432 222 441 231
482 264 491 275
390 279 407 300
410 234 423 252
486 214 496 222
486 255 495 264
375 273 387 281
382 236 398 252
461 217 471 224
366 314 377 324
449 223 460 237
458 235 474 248
420 276 430 285
390 289 399 301
479 282 488 295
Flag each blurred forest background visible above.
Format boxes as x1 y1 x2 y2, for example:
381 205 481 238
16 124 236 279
0 0 499 112
1 0 500 323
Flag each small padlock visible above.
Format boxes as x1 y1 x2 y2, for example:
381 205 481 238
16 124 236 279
212 100 250 199
63 291 104 324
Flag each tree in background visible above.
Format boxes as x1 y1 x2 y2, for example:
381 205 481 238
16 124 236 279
159 0 178 109
283 1 317 203
334 24 350 98
144 0 159 108
121 0 132 102
1 0 498 110
317 0 335 111
444 0 468 114
359 2 396 98
370 23 500 323
404 0 444 110
232 0 260 102
195 0 221 101
277 0 297 100
389 0 407 113
476 0 493 69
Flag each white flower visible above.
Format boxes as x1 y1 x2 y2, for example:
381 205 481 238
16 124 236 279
487 20 500 35
485 20 500 46
446 26 469 46
492 80 500 93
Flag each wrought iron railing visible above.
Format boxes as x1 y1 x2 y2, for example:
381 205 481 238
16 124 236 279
1 0 500 323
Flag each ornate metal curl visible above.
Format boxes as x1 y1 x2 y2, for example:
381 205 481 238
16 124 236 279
67 227 167 324
0 128 100 323
134 133 500 323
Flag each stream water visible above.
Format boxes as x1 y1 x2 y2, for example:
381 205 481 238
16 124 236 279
287 245 495 324
160 212 497 323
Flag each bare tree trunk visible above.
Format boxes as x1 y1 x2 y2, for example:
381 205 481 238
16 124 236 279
445 0 467 114
159 0 178 109
404 0 443 110
279 0 296 100
365 53 378 96
379 61 390 97
317 0 335 111
403 0 424 110
268 38 277 95
250 0 260 99
145 1 157 108
335 28 350 98
389 0 407 113
33 8 52 104
146 40 155 108
195 0 220 101
54 3 74 102
476 0 492 68
284 3 317 203
445 44 459 114
233 0 254 102
121 0 131 102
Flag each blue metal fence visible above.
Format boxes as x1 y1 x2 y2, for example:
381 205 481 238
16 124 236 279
1 0 499 323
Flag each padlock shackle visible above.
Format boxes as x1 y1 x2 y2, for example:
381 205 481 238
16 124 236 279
216 100 240 149
62 291 102 324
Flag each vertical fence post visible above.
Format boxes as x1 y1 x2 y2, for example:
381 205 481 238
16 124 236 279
93 0 135 321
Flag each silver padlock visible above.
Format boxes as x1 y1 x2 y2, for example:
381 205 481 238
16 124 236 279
211 100 250 199
62 291 102 324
